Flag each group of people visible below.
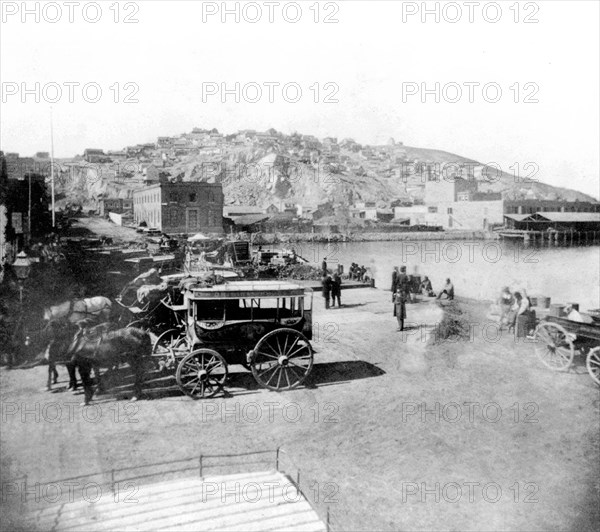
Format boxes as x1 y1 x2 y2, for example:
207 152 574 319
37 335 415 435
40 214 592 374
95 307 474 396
390 267 455 331
498 286 536 336
348 263 368 282
321 271 342 309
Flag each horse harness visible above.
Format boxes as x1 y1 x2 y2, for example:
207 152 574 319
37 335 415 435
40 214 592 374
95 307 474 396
68 299 96 319
69 327 106 362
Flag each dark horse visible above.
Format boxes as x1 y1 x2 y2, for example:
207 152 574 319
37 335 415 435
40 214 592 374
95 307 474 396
46 323 152 405
44 319 109 392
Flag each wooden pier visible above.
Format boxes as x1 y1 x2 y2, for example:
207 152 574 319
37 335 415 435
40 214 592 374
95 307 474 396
497 229 600 245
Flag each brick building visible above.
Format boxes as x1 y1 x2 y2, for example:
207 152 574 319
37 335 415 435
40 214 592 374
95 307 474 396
133 182 223 234
99 198 133 217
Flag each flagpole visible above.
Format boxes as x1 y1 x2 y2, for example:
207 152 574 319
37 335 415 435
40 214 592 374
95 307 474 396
50 107 56 229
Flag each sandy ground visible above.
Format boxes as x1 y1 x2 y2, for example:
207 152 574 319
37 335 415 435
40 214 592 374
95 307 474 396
63 216 145 243
1 288 599 531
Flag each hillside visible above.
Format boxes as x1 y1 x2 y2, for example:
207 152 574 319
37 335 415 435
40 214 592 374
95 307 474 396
53 129 596 212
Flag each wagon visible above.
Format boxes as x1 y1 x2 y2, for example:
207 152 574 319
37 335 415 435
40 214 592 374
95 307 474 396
152 280 314 398
533 315 600 385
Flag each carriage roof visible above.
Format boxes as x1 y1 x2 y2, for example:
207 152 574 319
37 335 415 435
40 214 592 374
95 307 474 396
184 281 309 300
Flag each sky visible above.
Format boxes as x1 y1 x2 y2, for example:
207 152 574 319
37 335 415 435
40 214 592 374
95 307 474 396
1 0 599 198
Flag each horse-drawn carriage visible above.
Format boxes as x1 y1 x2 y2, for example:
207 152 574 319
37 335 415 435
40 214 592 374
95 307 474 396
151 280 315 398
533 314 600 385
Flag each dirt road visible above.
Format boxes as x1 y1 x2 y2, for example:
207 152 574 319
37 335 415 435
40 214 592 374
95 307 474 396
1 288 598 531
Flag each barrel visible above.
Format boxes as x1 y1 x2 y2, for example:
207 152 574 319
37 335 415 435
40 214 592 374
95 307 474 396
567 302 579 311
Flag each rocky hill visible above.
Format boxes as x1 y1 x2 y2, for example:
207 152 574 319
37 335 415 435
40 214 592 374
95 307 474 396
54 129 596 212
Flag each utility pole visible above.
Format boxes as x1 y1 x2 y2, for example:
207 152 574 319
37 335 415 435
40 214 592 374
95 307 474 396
28 172 31 244
50 107 56 229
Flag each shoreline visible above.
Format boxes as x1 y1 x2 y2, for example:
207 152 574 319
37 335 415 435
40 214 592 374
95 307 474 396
250 230 496 245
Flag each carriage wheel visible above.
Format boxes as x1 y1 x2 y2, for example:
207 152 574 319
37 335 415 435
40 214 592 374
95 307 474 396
534 322 575 371
176 349 228 399
251 328 313 391
585 347 600 386
152 329 189 371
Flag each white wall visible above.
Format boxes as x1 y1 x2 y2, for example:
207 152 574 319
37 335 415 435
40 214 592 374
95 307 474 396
109 212 123 226
394 206 428 225
425 200 504 230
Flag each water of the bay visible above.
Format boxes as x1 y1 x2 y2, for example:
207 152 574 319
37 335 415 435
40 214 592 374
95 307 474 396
261 240 600 311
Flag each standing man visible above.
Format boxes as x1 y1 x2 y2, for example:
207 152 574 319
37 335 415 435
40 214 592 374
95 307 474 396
321 273 332 309
391 266 400 301
393 266 410 331
322 256 328 275
331 272 342 307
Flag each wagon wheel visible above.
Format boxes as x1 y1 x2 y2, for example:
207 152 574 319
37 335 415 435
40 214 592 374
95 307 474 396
585 347 600 385
534 322 575 371
176 349 228 399
250 328 313 391
152 328 189 371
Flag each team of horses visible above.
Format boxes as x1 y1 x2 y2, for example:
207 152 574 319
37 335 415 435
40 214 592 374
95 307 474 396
35 296 153 405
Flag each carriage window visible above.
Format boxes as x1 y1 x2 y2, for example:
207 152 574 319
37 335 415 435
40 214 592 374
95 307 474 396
195 300 226 321
257 298 279 309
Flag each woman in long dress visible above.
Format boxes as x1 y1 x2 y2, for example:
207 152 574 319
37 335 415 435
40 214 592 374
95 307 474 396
498 287 514 329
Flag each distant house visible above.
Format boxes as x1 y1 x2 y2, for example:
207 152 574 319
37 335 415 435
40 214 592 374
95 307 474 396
35 152 50 159
6 156 38 180
156 137 175 149
107 150 127 160
99 198 133 217
296 207 314 220
145 165 171 184
265 204 280 214
83 149 108 163
376 209 394 222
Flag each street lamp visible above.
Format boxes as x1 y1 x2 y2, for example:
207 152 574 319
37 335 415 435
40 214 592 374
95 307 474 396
13 251 32 304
